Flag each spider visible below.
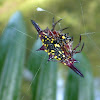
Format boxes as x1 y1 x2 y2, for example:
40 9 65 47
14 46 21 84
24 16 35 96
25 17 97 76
31 17 84 77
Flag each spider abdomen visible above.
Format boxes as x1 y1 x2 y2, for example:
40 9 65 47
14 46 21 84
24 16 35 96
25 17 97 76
40 33 66 61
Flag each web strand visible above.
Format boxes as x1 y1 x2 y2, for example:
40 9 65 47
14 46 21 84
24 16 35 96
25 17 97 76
79 0 100 54
21 66 41 100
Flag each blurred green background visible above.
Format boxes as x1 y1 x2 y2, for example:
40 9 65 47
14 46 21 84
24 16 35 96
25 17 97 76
0 0 100 100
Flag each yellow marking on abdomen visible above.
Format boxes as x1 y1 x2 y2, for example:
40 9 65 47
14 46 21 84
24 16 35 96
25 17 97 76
54 44 60 47
62 36 65 39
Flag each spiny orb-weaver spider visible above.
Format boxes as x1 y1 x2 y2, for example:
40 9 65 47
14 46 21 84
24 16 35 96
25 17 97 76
31 17 84 77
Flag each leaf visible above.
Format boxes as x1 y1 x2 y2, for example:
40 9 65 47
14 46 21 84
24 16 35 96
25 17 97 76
27 39 57 100
0 11 26 100
64 53 94 100
0 11 27 75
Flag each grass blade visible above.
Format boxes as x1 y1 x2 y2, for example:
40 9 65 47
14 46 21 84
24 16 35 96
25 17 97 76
27 39 57 100
64 53 94 100
0 11 26 100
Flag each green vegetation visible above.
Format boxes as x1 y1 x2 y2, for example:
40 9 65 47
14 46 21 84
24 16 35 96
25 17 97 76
64 53 94 100
27 39 57 100
0 12 26 100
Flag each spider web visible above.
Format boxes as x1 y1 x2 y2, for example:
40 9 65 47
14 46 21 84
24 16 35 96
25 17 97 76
2 0 100 100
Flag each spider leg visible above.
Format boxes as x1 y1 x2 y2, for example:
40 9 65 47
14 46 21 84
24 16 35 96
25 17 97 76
49 59 58 62
48 54 54 61
71 36 73 41
73 35 81 51
51 17 62 31
65 33 69 36
42 27 49 33
74 43 84 54
59 27 69 33
73 59 80 63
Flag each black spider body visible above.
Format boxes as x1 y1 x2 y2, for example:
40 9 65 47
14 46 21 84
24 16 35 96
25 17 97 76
38 31 66 61
31 18 84 77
